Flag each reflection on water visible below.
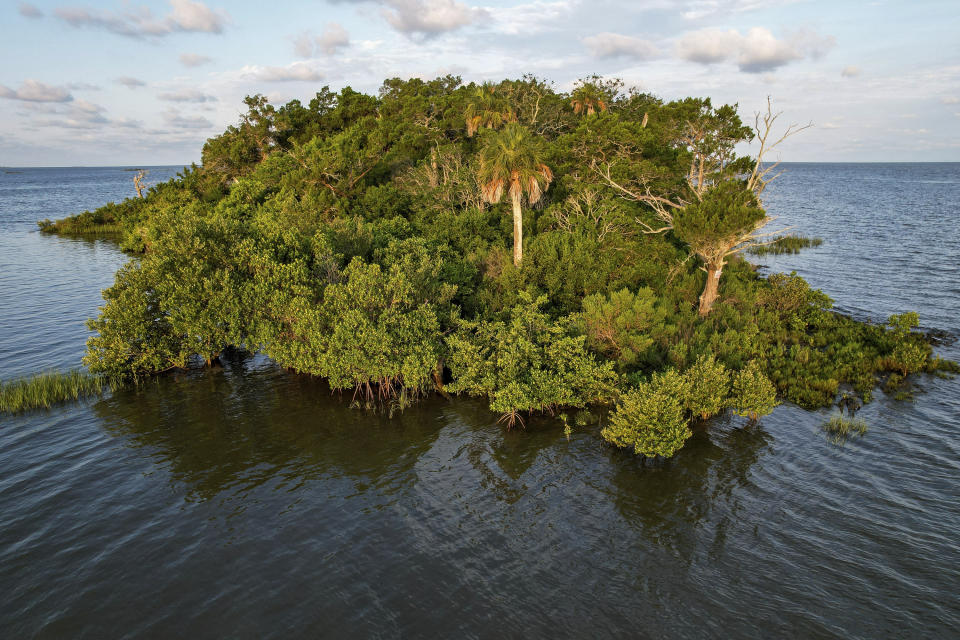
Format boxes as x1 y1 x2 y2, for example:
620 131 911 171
608 418 772 555
95 355 446 502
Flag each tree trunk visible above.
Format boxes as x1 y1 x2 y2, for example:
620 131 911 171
698 262 722 316
511 192 523 266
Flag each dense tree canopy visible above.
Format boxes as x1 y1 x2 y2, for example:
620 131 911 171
45 75 948 459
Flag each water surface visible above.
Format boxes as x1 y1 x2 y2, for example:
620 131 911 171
1 164 958 638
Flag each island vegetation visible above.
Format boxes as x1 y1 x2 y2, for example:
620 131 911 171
33 75 952 458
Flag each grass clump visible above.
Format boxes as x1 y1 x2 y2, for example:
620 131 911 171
0 369 104 414
38 218 123 236
821 413 868 444
749 235 823 256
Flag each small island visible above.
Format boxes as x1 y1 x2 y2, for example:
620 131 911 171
34 75 952 458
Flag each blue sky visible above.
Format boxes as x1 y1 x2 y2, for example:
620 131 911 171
1 0 958 165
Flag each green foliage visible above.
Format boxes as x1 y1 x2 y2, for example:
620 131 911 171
685 354 730 419
39 198 144 236
730 361 779 420
446 292 617 426
881 313 929 376
309 255 448 396
0 369 104 414
465 82 516 135
84 261 194 382
673 180 765 252
580 287 663 370
602 369 692 459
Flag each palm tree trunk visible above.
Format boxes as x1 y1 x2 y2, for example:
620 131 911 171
698 261 722 316
511 192 523 266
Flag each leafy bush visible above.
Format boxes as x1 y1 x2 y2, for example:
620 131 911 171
684 353 730 419
446 292 617 426
84 262 193 382
580 287 663 370
881 312 930 376
730 361 779 420
602 369 692 458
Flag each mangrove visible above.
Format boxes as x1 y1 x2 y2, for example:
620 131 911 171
39 75 953 458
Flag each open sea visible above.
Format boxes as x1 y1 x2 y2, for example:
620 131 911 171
1 164 958 638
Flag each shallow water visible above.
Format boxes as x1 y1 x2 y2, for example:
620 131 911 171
1 164 958 638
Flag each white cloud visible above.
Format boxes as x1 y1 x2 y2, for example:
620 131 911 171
55 0 229 38
676 28 741 64
180 52 213 67
158 89 218 103
19 3 43 18
583 32 658 59
0 80 73 102
676 26 834 73
168 0 225 32
32 99 111 129
488 0 572 36
679 0 798 20
240 62 323 83
294 23 350 58
293 32 315 58
116 76 146 88
841 65 860 78
941 96 959 105
382 0 484 35
317 22 350 54
162 108 214 129
736 27 802 72
114 118 145 129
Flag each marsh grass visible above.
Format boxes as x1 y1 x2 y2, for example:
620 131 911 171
38 218 123 236
750 235 823 256
821 412 868 444
0 370 104 414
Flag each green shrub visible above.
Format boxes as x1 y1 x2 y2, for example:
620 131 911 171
84 262 193 382
685 353 730 419
602 369 692 458
446 292 618 426
580 287 663 370
882 313 929 376
730 361 779 420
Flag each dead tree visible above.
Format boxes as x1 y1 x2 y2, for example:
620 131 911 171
133 170 148 198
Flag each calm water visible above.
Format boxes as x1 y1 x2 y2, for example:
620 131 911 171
1 164 958 638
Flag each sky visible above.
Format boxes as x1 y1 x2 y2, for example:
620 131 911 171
1 0 958 166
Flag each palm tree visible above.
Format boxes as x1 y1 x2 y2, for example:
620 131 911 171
477 123 553 266
570 83 608 116
465 83 515 137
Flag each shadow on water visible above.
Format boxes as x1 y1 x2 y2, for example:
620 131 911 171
92 352 447 502
605 415 773 556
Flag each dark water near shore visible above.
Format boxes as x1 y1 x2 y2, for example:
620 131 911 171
1 164 958 638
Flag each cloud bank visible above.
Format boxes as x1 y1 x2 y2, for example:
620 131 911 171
0 80 73 103
55 0 229 38
676 26 834 73
583 32 658 59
